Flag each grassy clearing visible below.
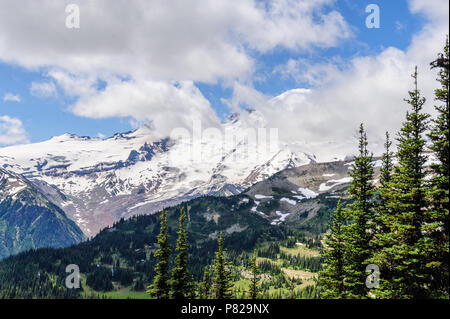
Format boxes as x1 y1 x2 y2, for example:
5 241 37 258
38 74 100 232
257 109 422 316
281 268 317 290
280 244 320 257
80 274 151 299
99 288 150 299
245 243 320 298
255 256 284 266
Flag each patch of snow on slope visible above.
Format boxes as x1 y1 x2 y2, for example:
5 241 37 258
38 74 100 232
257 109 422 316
251 204 266 217
255 194 273 199
280 197 296 205
128 200 154 211
239 198 249 204
8 185 27 196
298 187 319 198
319 177 353 192
271 211 290 225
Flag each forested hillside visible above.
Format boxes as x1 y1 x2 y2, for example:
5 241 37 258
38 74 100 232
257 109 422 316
0 192 323 298
0 168 85 259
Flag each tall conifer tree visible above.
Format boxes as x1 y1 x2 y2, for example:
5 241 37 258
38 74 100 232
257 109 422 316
374 67 430 298
370 131 398 294
170 207 192 299
212 232 234 299
426 37 449 297
343 123 375 298
373 132 394 245
147 209 171 299
380 132 394 187
248 251 260 299
319 201 348 298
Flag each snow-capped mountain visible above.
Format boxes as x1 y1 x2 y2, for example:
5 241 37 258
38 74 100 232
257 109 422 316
0 111 314 236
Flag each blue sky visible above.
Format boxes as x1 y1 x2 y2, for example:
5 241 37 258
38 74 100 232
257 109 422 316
0 0 445 154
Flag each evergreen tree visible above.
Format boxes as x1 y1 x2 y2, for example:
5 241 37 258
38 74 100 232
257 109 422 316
370 131 396 290
373 67 430 298
380 132 394 187
248 251 260 299
212 232 234 299
170 207 192 299
343 123 375 298
198 268 211 299
426 37 449 297
373 132 394 245
147 209 171 299
319 201 348 298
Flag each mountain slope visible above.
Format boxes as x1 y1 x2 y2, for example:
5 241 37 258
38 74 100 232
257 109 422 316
0 168 85 259
244 159 381 231
0 111 314 236
0 157 373 298
0 192 287 298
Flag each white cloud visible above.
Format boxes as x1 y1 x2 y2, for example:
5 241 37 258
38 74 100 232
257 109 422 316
275 56 345 86
408 0 449 22
30 81 57 98
231 0 352 52
0 0 351 140
0 0 350 82
0 0 446 161
229 0 449 161
66 78 222 137
47 70 98 98
0 115 29 145
2 93 21 103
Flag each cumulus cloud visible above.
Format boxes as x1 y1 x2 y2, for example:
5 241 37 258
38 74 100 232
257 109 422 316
0 0 350 82
0 115 29 145
30 81 57 98
275 56 345 86
227 0 449 161
0 0 351 141
2 93 21 103
65 78 222 137
231 0 352 52
0 0 446 161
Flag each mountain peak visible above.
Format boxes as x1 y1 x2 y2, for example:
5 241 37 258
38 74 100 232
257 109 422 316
0 118 312 235
224 108 266 129
49 132 92 143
